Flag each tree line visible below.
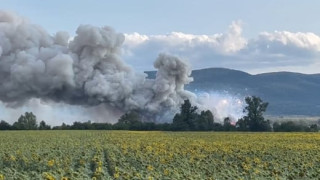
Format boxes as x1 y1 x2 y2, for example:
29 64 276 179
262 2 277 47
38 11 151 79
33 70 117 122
0 96 318 132
0 112 51 130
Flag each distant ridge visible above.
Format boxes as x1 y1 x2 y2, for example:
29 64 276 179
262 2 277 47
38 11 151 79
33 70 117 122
145 68 320 116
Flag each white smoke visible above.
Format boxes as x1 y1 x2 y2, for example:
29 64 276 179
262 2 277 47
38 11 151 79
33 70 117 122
0 11 196 123
197 92 245 122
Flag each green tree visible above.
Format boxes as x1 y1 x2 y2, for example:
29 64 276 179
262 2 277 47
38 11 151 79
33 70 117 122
0 120 11 130
223 117 235 131
39 120 51 130
273 121 317 132
13 112 38 130
115 111 141 130
236 118 249 131
238 96 270 131
61 123 70 130
172 113 189 131
309 124 318 132
172 99 198 131
197 110 214 130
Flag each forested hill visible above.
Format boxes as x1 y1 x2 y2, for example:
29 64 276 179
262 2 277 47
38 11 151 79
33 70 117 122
145 68 320 116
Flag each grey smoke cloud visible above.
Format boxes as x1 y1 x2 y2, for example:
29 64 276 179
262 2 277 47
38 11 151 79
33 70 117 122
0 11 195 122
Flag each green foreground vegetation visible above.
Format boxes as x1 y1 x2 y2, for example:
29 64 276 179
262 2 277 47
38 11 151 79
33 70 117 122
1 131 320 179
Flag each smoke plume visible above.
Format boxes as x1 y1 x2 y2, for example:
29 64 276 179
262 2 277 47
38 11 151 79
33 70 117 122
0 11 196 122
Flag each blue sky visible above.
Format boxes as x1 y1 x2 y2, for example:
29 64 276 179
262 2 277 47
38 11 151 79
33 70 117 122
2 0 320 37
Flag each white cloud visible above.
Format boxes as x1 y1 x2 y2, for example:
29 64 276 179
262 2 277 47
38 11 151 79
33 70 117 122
258 31 320 50
122 21 320 74
124 21 246 54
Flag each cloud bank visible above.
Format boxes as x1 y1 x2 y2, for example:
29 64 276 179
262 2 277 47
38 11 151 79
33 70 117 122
123 21 320 74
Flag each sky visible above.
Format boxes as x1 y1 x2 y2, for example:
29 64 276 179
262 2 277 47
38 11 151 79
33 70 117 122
1 1 320 125
1 0 320 74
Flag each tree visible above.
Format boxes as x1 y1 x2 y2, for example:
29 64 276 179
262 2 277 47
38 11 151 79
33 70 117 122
114 111 141 130
13 112 38 130
273 121 318 132
197 110 214 130
0 120 11 130
238 96 271 131
309 124 318 132
181 99 198 130
272 122 281 131
172 113 189 131
172 99 199 131
39 120 51 130
172 100 216 131
236 118 249 131
223 117 235 131
71 121 93 130
61 123 69 130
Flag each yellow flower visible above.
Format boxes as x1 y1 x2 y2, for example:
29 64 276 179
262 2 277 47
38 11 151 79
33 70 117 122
0 174 4 180
47 159 55 167
43 172 55 180
164 169 169 176
97 161 103 166
135 173 141 178
253 157 261 164
146 146 153 152
95 166 102 173
147 165 154 171
113 172 120 179
10 155 16 161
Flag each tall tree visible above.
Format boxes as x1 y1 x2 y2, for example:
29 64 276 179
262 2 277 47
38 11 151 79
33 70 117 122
238 96 270 131
172 99 199 131
13 112 38 130
197 110 214 130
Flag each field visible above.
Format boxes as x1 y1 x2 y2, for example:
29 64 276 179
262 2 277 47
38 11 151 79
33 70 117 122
0 131 320 179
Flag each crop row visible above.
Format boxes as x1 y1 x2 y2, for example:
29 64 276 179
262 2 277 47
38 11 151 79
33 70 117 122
0 131 320 179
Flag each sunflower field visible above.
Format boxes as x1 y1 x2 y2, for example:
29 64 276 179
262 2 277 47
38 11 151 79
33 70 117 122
0 131 320 179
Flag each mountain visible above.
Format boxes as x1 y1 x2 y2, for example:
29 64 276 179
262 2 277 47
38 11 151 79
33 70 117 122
145 68 320 116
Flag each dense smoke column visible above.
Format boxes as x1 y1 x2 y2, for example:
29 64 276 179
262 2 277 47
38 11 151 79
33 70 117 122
0 11 75 105
143 54 196 121
0 11 195 122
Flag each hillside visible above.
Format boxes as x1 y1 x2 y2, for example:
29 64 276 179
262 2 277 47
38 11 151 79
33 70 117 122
145 68 320 116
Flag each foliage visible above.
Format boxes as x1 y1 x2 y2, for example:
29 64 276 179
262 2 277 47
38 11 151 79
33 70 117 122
223 117 236 131
197 110 214 130
1 131 320 179
12 112 38 130
114 111 142 130
273 121 318 132
237 96 271 131
172 99 215 131
39 121 51 130
0 120 11 130
172 100 198 130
